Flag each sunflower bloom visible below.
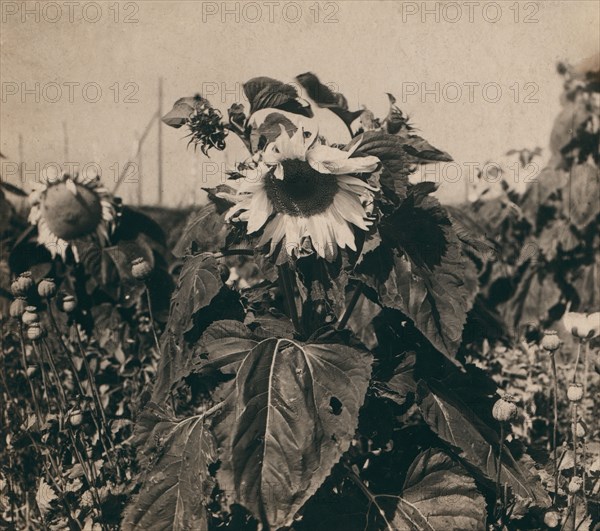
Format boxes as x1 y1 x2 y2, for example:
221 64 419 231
28 170 116 261
225 126 379 260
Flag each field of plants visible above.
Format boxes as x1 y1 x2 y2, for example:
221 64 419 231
0 61 598 531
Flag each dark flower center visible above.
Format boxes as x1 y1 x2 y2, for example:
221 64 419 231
264 159 338 217
42 182 103 239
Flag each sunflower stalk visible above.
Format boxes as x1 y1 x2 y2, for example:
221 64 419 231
337 284 362 330
278 264 302 336
145 287 162 358
17 323 45 427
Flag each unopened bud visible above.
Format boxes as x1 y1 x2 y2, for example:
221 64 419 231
131 257 153 280
575 421 587 438
68 409 84 427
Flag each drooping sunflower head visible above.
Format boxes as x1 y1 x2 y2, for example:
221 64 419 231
28 169 116 260
226 123 381 260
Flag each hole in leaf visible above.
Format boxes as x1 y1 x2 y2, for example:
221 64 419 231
329 396 343 415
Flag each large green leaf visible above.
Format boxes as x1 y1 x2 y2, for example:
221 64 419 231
162 95 210 128
362 185 478 360
382 449 486 531
123 403 216 531
213 338 372 529
417 382 551 509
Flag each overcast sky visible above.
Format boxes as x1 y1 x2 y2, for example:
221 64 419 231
1 1 598 206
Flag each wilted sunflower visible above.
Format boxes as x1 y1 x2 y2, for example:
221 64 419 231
225 125 380 260
28 170 116 260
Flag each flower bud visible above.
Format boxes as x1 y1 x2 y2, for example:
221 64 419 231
131 257 152 281
567 383 584 403
26 323 44 341
492 396 518 422
9 298 28 319
543 511 560 528
38 278 57 298
567 476 583 494
541 330 561 352
62 295 77 313
16 272 34 294
22 306 40 325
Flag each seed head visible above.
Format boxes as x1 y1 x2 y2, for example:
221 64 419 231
568 476 583 494
16 272 34 294
26 323 44 341
567 383 584 403
131 257 153 281
492 395 518 423
62 295 77 313
38 278 57 298
22 306 40 325
543 511 560 528
541 330 561 352
9 298 28 319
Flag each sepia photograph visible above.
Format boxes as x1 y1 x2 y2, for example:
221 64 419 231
1 1 599 529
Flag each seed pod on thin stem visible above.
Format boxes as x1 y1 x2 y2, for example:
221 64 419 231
541 330 561 352
26 323 45 341
9 298 27 319
567 383 584 403
16 272 34 294
22 306 40 326
492 395 518 423
131 257 153 281
38 278 57 299
61 294 77 314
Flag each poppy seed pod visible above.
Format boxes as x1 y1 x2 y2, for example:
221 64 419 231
541 330 561 352
38 278 57 298
131 257 152 281
543 511 560 529
17 272 34 294
492 396 518 422
62 295 77 313
567 383 584 403
22 306 40 325
26 323 44 341
11 279 24 297
9 298 28 319
568 476 583 494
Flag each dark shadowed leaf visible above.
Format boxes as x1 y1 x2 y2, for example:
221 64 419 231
384 449 486 531
168 254 223 337
193 319 258 374
213 338 372 529
417 382 551 509
172 204 228 257
123 402 216 531
381 352 417 406
561 162 599 229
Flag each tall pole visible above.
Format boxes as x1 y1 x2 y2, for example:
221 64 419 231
157 77 163 205
18 134 24 183
63 121 69 162
137 133 143 206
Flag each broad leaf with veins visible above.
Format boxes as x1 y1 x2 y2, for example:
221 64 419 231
213 338 372 529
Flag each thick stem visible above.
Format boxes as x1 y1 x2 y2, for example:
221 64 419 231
337 284 362 331
279 264 301 336
38 340 67 409
572 403 578 473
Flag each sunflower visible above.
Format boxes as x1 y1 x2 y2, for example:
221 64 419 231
225 125 380 260
28 169 116 261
